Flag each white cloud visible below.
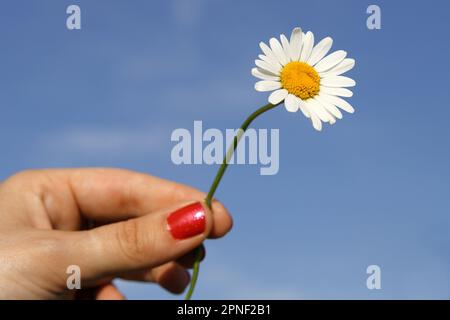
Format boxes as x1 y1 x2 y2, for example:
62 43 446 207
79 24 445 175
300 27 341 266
37 125 168 157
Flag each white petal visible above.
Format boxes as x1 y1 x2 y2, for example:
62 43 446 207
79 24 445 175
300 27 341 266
270 37 289 65
320 86 353 97
328 116 337 125
289 27 303 61
259 42 279 63
320 76 356 87
255 80 281 92
314 50 347 73
314 94 342 119
297 98 310 118
259 41 271 55
305 98 331 122
319 58 355 77
299 31 314 62
319 93 355 113
280 34 292 62
284 94 299 112
259 54 280 69
302 103 322 130
309 111 322 131
307 37 333 66
251 68 279 81
268 89 288 105
255 59 281 75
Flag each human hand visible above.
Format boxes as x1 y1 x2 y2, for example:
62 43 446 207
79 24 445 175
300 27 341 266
0 168 233 299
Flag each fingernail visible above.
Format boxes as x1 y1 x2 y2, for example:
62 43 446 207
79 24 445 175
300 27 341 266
167 202 206 240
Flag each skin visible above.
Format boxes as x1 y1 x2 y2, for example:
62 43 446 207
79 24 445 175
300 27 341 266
0 168 233 299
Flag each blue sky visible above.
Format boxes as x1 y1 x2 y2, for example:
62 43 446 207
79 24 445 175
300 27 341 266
1 0 450 299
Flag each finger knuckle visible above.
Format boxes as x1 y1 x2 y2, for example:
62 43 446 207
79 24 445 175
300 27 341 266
115 219 152 264
3 170 50 194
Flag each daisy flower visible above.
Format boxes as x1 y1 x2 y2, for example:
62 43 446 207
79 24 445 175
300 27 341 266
252 27 356 131
186 26 358 300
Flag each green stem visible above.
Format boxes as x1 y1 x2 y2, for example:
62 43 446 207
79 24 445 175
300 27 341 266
184 102 281 300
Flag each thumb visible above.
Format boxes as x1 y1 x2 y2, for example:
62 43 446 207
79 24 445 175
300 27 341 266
70 201 211 280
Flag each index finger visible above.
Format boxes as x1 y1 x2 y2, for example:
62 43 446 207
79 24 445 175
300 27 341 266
68 168 206 220
20 168 232 238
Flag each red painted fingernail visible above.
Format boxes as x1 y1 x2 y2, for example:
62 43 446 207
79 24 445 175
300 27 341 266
167 202 206 239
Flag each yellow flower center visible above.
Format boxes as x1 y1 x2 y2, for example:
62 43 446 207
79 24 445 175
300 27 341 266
280 61 320 100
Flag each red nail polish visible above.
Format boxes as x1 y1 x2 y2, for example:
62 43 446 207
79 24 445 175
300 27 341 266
167 202 206 239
